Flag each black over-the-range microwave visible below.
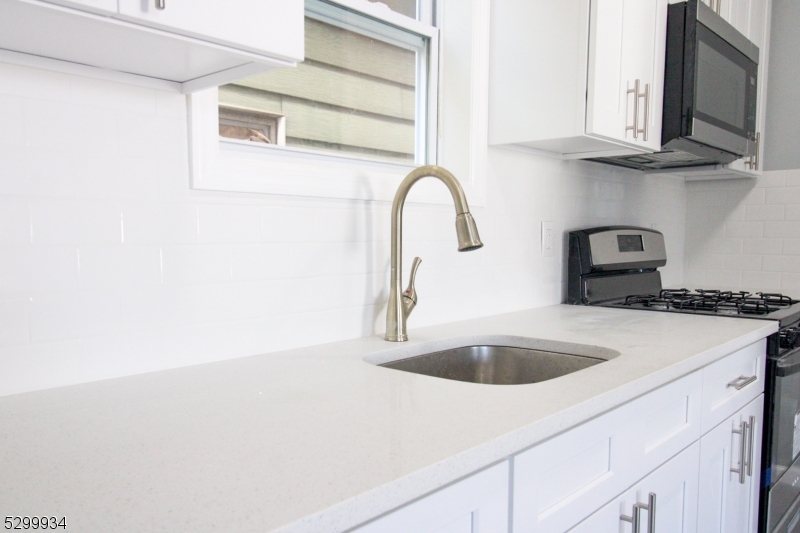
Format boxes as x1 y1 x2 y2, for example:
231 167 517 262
594 0 760 171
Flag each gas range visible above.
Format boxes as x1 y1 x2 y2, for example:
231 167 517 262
567 226 800 349
567 225 800 533
605 289 800 328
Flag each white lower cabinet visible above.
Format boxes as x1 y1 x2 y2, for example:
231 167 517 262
698 395 764 533
349 340 767 533
350 461 509 533
568 441 700 533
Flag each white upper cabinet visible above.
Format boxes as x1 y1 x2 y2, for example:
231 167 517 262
489 0 668 159
587 0 667 152
116 0 302 62
0 0 304 93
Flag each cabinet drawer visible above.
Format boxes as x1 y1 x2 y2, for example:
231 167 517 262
701 339 766 433
567 441 700 533
351 461 508 533
512 371 702 533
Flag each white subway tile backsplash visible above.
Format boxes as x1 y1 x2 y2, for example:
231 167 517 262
0 63 71 102
765 222 800 238
230 243 292 281
757 172 787 188
117 112 186 161
784 239 800 255
69 75 157 115
0 62 689 396
724 254 761 271
122 203 198 244
763 255 800 273
785 170 800 187
31 199 121 245
156 92 187 119
743 238 782 255
30 291 124 343
766 187 800 205
741 271 783 292
261 206 316 243
24 99 119 156
784 205 800 220
705 270 742 288
0 198 30 244
725 221 764 238
160 244 231 286
0 95 24 148
199 204 262 244
78 246 162 289
0 298 30 347
745 204 785 221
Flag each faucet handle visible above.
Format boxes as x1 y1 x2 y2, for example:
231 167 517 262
403 257 422 313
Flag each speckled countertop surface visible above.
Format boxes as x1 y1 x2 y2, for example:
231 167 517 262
0 305 777 533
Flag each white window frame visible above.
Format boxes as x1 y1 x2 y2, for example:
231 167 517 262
187 0 488 207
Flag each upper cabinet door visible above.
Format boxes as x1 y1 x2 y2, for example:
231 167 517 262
586 0 666 151
116 0 304 62
40 0 118 15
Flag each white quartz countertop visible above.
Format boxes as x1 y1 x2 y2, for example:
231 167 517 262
0 305 777 533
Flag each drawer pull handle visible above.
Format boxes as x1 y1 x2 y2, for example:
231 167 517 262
747 415 756 477
727 375 757 390
621 492 656 532
155 0 165 9
731 418 750 484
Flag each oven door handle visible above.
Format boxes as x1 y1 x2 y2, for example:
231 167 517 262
727 375 758 390
777 349 800 377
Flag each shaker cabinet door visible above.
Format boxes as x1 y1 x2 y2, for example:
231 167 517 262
568 441 700 533
351 461 508 533
116 0 304 61
586 0 666 151
697 395 763 533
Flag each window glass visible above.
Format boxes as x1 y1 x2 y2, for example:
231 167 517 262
218 2 429 165
367 0 416 18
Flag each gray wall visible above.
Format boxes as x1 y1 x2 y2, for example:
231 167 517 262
764 0 800 171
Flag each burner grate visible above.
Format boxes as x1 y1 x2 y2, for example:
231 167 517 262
619 288 799 316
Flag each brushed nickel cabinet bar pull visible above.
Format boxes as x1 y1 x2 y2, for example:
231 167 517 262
746 132 760 171
746 415 756 477
626 79 640 140
727 375 757 390
732 419 748 484
621 493 656 532
155 0 165 9
639 83 650 142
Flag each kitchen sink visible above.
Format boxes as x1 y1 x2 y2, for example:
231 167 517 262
378 345 606 385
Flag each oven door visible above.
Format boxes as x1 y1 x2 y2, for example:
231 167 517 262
685 2 759 156
765 348 800 533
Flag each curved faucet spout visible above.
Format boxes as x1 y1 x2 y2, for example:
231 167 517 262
385 165 483 342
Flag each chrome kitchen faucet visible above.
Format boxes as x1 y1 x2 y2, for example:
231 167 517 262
385 165 483 342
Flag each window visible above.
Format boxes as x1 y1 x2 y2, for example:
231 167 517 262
188 0 487 207
218 0 436 165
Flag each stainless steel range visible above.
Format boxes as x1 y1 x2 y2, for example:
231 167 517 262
568 226 800 533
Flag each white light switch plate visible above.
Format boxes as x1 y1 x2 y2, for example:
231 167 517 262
541 221 555 257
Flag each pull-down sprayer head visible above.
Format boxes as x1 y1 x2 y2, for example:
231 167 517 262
455 213 483 252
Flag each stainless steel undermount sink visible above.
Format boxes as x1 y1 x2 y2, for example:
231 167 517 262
378 344 607 385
